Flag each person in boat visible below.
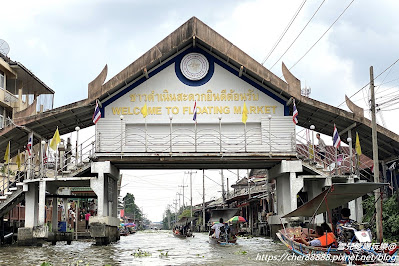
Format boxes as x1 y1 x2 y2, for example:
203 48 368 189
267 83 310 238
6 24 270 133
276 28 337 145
210 218 225 239
336 208 358 242
298 225 337 247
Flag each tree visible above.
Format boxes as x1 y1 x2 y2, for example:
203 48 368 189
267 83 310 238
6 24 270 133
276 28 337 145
123 193 142 222
178 208 192 220
362 194 399 241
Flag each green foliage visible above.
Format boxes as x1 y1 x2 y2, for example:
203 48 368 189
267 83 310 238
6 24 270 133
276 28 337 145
132 248 151 257
235 250 248 255
123 193 142 221
178 208 192 220
362 194 399 241
159 251 169 258
41 263 52 266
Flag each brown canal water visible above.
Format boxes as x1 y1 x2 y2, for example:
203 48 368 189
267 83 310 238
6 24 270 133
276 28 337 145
0 230 333 265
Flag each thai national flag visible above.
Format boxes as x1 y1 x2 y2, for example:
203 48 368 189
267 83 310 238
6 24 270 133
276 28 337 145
27 136 32 156
292 99 298 125
93 100 101 124
333 124 341 148
192 100 197 123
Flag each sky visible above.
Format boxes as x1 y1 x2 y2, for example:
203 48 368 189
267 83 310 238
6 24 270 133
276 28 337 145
2 0 399 221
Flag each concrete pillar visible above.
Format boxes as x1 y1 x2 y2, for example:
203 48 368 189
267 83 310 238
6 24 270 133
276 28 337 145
25 183 39 228
276 174 290 215
91 171 107 217
270 161 303 216
276 172 303 215
347 177 357 221
38 180 46 226
290 172 303 213
51 200 58 233
306 180 324 224
355 180 366 222
90 161 120 245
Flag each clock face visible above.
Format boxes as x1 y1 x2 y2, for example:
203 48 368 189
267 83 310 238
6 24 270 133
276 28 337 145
180 53 209 81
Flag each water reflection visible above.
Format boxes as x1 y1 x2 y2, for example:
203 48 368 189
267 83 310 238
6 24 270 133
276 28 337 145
0 230 332 265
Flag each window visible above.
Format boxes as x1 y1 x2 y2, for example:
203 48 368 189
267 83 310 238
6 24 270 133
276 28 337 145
0 70 4 89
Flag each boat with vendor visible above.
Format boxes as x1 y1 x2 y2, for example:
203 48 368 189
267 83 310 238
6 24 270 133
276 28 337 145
208 208 246 245
172 217 196 238
276 183 398 264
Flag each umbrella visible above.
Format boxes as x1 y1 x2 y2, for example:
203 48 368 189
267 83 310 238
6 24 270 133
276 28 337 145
228 216 247 223
125 223 136 227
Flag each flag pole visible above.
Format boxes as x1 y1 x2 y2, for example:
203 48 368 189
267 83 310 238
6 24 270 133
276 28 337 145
244 123 247 152
145 116 147 152
194 122 197 152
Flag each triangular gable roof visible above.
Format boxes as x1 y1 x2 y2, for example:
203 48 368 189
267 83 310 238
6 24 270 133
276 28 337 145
90 17 293 105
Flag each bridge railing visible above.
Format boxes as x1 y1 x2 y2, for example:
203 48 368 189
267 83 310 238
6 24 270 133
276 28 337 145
295 132 374 180
57 135 95 175
96 123 296 154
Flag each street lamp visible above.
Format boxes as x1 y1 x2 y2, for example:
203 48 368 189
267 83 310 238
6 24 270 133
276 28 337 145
310 125 315 163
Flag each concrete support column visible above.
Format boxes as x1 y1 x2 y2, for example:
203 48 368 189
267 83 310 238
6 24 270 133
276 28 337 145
90 161 120 245
290 172 303 213
306 180 324 224
110 177 118 217
355 180 366 222
347 177 357 221
25 183 39 228
276 174 290 215
276 172 303 215
38 180 46 226
91 172 107 217
51 199 58 233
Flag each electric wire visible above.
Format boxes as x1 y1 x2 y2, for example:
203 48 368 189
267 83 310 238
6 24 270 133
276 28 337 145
289 0 355 71
261 0 307 65
269 0 326 70
338 57 399 107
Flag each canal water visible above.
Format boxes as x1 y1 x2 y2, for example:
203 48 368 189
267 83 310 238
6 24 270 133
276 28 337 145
0 230 332 265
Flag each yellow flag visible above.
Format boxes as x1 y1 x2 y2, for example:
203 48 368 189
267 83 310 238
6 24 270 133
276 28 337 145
242 102 248 124
4 141 10 164
49 128 61 150
141 103 148 118
355 132 362 155
16 151 21 169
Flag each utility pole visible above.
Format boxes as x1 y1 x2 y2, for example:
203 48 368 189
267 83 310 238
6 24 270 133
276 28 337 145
167 205 171 229
173 199 178 223
178 183 188 208
202 169 205 231
221 169 225 206
185 171 196 217
370 66 383 243
176 192 182 213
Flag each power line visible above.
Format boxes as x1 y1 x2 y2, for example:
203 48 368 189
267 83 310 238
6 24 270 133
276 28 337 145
289 0 356 71
261 0 308 65
269 0 326 70
338 57 399 107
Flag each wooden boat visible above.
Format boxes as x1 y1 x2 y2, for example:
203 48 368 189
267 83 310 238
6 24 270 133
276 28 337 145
208 208 239 245
172 216 196 238
277 183 398 265
208 235 237 245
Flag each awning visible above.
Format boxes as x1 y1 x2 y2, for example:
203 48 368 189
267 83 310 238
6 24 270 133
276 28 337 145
209 208 239 223
282 183 387 218
175 216 197 225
